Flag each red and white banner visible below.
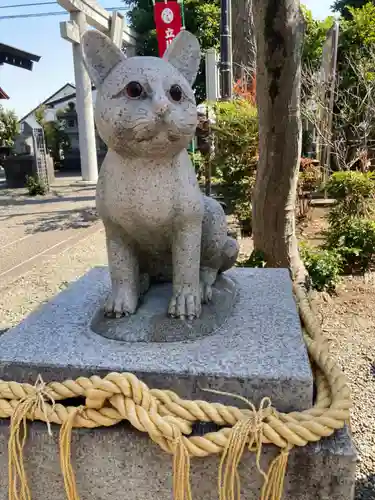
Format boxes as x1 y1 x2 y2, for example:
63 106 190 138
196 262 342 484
154 1 183 57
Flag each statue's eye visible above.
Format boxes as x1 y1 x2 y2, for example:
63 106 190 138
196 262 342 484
126 81 144 98
169 84 182 102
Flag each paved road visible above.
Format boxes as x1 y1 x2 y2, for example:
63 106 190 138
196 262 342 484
0 173 101 289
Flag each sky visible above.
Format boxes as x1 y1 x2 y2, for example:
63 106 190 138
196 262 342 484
0 0 333 119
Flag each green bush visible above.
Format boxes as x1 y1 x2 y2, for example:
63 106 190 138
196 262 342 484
300 244 343 292
25 176 47 196
324 217 375 272
238 250 267 269
325 171 375 219
299 158 322 192
189 150 204 179
233 200 252 236
211 100 258 211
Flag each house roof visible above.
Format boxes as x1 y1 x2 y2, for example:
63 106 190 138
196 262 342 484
19 83 76 123
0 87 9 99
46 85 96 108
0 43 40 71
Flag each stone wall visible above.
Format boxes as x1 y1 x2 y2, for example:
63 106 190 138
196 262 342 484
3 154 55 188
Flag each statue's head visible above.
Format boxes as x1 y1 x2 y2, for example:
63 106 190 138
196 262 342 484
82 30 200 158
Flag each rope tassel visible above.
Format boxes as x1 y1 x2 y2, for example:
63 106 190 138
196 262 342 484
172 433 192 500
218 398 274 500
59 407 83 500
8 375 55 500
260 448 290 500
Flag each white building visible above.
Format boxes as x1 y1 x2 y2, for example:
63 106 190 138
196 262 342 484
19 83 105 171
19 82 99 129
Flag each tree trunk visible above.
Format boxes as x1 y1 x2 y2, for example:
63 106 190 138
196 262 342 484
231 0 256 80
252 0 305 277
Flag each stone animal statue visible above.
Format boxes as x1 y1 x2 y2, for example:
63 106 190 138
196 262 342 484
82 30 239 320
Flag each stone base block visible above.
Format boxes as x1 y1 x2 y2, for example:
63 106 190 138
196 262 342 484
0 267 356 499
0 422 356 500
0 267 312 413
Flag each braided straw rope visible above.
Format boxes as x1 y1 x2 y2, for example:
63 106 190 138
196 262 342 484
0 295 352 500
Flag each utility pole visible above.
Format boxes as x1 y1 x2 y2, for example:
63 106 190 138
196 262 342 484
220 0 233 100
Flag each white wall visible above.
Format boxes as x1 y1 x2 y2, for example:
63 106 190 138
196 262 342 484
43 89 97 122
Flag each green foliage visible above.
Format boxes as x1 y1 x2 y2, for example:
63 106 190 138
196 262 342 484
211 99 258 200
241 244 343 293
0 106 19 148
325 171 375 219
300 244 343 292
323 172 375 272
123 0 220 102
239 250 267 269
210 100 258 232
34 106 45 126
302 5 375 165
234 201 252 236
337 3 375 86
25 176 47 196
332 0 375 19
324 217 375 271
35 106 70 166
188 150 204 178
44 120 70 166
338 4 375 79
301 6 335 70
299 158 322 192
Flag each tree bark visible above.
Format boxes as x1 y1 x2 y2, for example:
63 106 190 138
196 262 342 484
252 0 306 277
231 0 256 80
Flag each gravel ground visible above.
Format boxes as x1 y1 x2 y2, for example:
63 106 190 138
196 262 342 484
0 227 106 330
313 277 375 499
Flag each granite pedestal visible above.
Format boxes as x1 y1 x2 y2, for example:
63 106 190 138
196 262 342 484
0 267 356 500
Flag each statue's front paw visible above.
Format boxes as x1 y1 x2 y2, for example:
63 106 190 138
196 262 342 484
104 287 138 318
168 285 201 320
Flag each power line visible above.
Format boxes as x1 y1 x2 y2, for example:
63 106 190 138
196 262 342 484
0 6 129 20
0 2 57 8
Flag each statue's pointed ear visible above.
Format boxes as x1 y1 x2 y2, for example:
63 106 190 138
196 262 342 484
81 30 124 87
163 31 201 85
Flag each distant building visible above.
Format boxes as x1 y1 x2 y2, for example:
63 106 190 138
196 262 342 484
19 83 77 129
0 87 9 100
19 83 105 171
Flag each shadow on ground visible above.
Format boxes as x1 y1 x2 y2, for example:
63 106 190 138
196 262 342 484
0 170 96 207
355 473 375 500
0 194 95 208
18 207 99 233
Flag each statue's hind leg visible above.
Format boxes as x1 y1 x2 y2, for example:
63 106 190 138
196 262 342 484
219 236 240 273
200 196 240 300
200 267 218 303
200 237 239 302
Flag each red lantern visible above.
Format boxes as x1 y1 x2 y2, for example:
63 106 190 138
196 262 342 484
154 1 183 57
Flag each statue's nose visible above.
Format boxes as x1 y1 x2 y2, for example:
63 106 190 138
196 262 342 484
153 98 170 117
